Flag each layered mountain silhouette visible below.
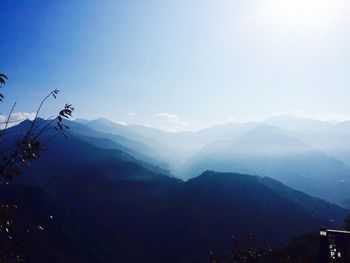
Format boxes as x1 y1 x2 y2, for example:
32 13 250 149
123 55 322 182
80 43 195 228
183 125 350 205
1 119 348 262
294 121 350 170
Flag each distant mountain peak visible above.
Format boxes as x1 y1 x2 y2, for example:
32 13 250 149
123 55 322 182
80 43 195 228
90 117 118 125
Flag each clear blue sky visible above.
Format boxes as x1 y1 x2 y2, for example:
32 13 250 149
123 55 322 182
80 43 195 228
1 0 350 131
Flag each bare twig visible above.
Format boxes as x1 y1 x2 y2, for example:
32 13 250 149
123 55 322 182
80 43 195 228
0 118 26 125
31 115 55 138
27 92 55 135
0 103 16 139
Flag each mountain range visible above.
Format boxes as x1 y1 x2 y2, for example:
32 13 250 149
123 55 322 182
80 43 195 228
70 115 350 206
0 116 349 261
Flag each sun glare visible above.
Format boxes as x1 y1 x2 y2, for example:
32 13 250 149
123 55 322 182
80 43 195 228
258 0 348 33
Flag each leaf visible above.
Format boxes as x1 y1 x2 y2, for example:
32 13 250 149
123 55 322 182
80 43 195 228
0 74 8 79
0 74 7 86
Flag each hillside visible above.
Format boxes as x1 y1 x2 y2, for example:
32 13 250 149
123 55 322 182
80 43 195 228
1 120 349 262
183 125 350 206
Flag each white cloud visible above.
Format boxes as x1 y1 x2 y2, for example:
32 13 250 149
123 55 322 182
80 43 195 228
155 112 205 132
156 113 180 123
127 113 135 116
117 121 127 126
0 112 36 129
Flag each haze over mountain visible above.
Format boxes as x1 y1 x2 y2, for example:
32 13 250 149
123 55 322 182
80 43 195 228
3 119 348 261
8 115 350 207
183 125 350 206
3 1 350 261
292 121 350 168
263 115 334 131
56 116 350 207
1 118 348 261
79 115 337 163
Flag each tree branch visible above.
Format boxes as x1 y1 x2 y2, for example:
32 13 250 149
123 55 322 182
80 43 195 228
0 103 16 139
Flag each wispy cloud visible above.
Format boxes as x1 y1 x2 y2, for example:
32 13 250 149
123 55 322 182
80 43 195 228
0 112 36 129
117 121 127 126
156 113 180 123
155 112 203 132
270 110 305 118
127 113 135 116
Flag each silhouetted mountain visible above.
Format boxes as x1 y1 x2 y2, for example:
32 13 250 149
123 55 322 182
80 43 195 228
183 125 350 206
128 115 334 165
0 185 109 263
2 119 349 262
127 122 260 166
4 119 172 175
6 167 348 262
2 120 182 261
72 120 167 164
5 121 176 194
84 116 338 172
85 118 140 139
119 171 346 262
83 118 179 171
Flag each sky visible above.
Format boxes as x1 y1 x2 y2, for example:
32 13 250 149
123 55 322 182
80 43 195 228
1 0 350 131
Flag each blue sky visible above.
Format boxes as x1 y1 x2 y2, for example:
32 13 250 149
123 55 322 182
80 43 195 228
1 0 350 131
